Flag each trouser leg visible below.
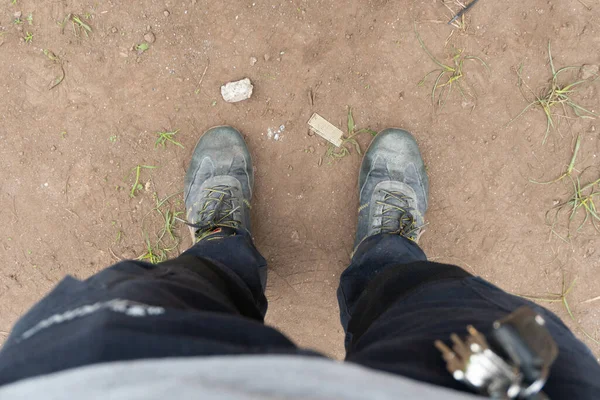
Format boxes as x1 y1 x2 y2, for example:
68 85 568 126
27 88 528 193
338 234 600 398
0 229 301 386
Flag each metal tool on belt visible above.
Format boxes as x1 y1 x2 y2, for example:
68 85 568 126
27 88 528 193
435 307 558 399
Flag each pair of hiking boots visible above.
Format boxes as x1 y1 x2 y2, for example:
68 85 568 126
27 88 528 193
184 126 428 250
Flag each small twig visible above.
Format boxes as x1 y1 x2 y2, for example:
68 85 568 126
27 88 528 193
448 0 481 25
195 61 209 94
577 0 592 11
582 295 600 304
64 208 79 218
198 64 208 87
44 50 66 90
11 195 18 219
49 64 65 90
64 175 70 199
109 248 123 261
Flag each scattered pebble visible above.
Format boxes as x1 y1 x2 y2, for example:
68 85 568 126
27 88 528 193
50 145 57 151
110 26 118 34
492 135 497 140
221 78 253 103
267 125 285 141
14 11 22 19
249 56 257 66
18 151 24 156
164 10 170 17
263 54 270 61
144 32 156 43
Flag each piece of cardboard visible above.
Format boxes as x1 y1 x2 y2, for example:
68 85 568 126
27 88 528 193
308 113 343 147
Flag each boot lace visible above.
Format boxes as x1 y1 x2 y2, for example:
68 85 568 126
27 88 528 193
187 185 246 237
375 190 419 240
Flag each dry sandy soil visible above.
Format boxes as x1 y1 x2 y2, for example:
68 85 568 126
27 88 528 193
1 0 599 360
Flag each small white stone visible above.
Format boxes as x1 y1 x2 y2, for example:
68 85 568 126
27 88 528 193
221 78 253 103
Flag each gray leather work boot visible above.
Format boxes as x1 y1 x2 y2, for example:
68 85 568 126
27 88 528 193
354 129 429 250
184 126 253 242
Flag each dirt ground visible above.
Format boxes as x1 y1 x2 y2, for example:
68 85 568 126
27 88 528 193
0 0 599 360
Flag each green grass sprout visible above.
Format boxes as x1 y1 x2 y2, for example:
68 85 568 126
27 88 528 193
155 129 183 148
531 134 581 185
546 174 600 241
115 230 123 244
154 192 184 246
43 49 66 89
136 43 150 54
57 13 70 32
508 41 597 144
71 14 92 37
326 107 377 160
137 192 184 264
138 236 166 264
414 22 488 110
129 165 157 197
